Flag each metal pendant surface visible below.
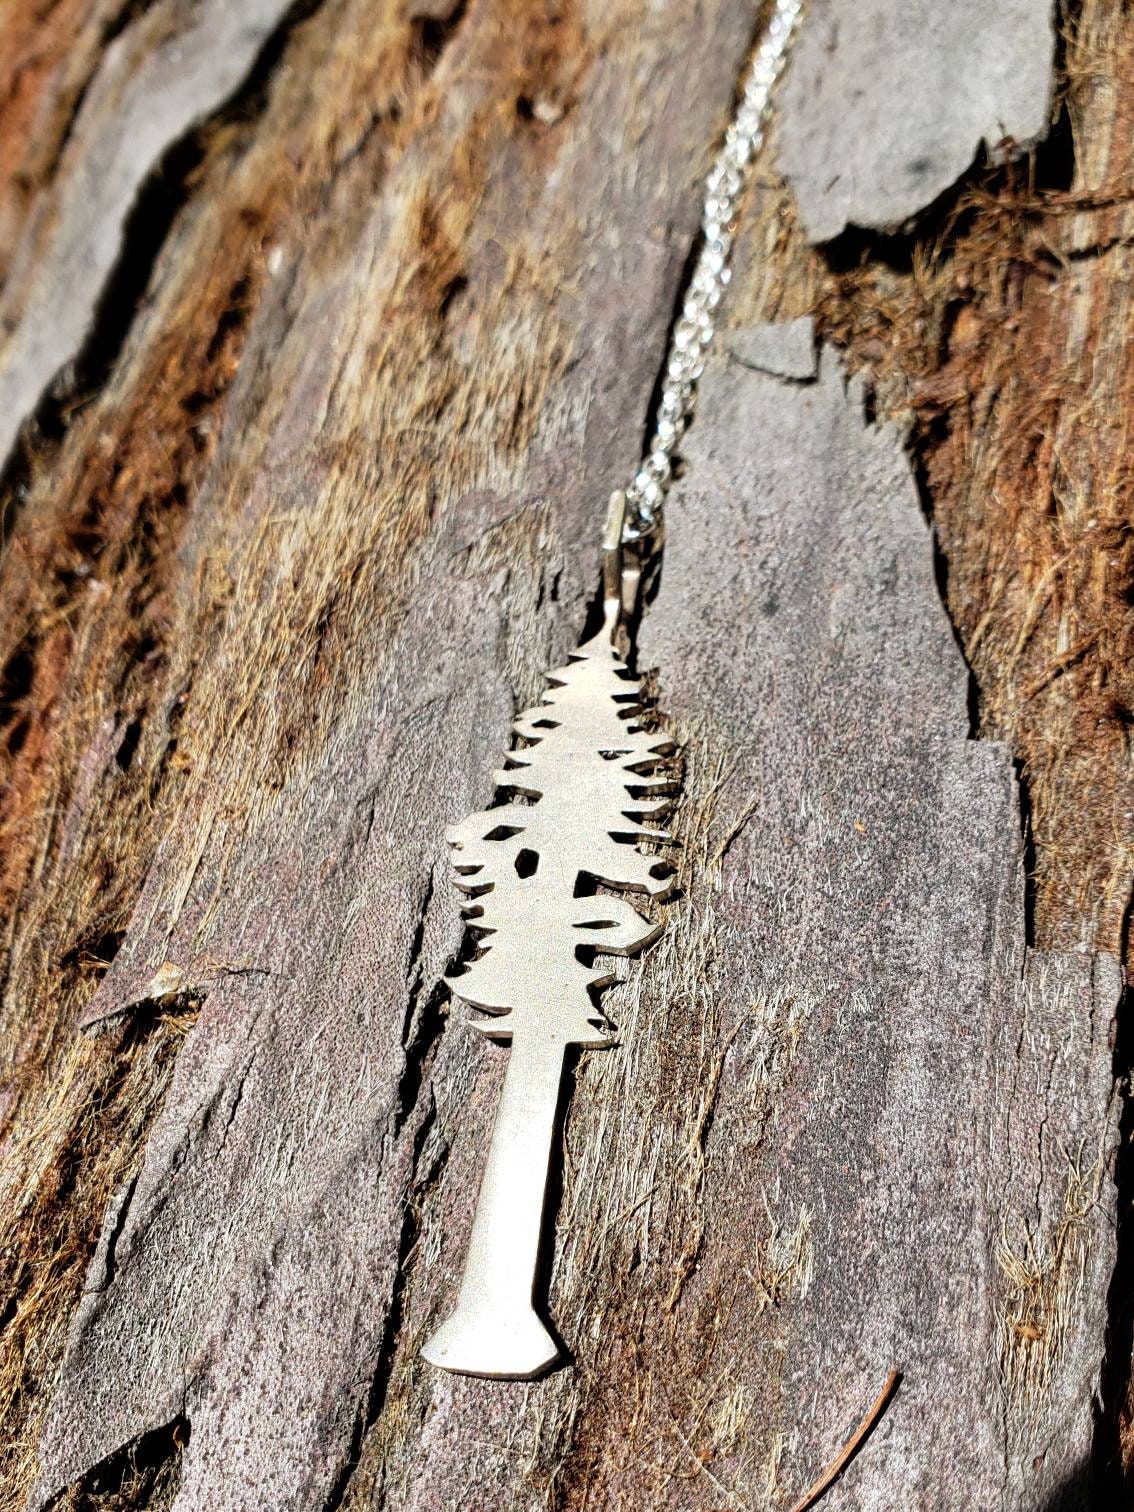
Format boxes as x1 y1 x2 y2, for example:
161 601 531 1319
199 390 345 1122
421 592 677 1378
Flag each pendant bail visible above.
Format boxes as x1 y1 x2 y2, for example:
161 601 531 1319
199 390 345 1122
602 490 640 634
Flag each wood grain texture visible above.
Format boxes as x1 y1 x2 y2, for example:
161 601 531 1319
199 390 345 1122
0 0 1126 1507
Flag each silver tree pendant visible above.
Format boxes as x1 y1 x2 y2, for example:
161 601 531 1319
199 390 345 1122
422 530 677 1378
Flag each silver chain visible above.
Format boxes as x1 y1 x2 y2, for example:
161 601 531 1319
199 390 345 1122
622 0 803 544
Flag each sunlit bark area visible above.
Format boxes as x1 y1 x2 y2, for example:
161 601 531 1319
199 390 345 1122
0 3 1129 1508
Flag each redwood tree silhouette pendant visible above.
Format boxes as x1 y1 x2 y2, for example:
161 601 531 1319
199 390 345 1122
422 516 677 1378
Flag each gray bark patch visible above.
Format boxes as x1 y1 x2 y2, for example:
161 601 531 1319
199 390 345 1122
777 0 1057 240
636 329 1118 1507
726 315 818 380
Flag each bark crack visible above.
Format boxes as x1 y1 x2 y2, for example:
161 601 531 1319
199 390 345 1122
322 873 454 1511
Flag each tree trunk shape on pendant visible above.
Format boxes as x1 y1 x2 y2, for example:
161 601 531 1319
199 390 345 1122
421 1032 565 1377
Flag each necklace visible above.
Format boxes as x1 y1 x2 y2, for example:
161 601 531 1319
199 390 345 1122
422 0 803 1380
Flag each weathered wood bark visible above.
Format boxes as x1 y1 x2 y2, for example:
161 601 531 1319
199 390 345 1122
0 1 1129 1509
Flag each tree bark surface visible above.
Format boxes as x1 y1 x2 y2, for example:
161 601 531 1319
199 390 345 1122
0 2 1128 1510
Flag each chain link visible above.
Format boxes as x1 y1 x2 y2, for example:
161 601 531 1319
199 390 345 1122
622 0 803 544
